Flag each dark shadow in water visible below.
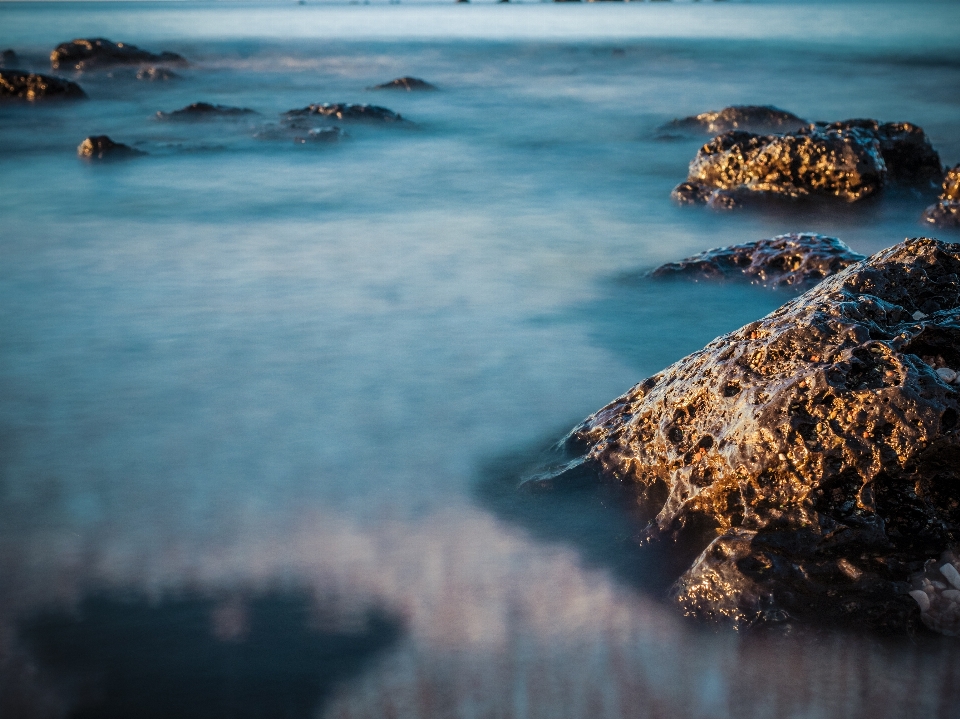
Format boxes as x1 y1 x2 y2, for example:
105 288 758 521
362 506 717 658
18 589 404 719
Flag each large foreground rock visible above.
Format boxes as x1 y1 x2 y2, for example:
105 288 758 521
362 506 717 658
537 238 960 632
51 38 186 71
674 120 942 210
0 69 86 101
650 233 865 289
663 105 807 136
922 165 960 229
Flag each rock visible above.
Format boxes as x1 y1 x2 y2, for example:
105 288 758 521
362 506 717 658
0 70 87 101
664 105 807 136
922 165 960 229
910 551 960 635
534 238 960 633
136 66 180 82
370 77 436 91
50 38 187 71
157 102 257 120
650 233 865 289
293 127 345 144
674 120 941 209
283 103 403 123
1 49 18 69
77 135 145 160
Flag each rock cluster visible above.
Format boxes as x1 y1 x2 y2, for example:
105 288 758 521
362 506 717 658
650 233 865 289
50 38 186 71
538 238 960 633
664 105 807 136
283 103 403 123
77 135 145 160
0 70 86 101
157 102 256 120
922 165 960 229
910 550 960 635
370 77 436 91
673 120 941 210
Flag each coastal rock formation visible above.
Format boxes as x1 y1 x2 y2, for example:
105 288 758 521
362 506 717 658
534 238 960 633
283 103 403 123
922 165 960 229
77 135 145 160
664 105 807 136
0 69 86 101
50 38 187 71
650 233 865 289
157 102 257 120
674 120 942 210
370 77 437 91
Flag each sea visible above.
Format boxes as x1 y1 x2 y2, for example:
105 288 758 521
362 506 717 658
2 1 960 717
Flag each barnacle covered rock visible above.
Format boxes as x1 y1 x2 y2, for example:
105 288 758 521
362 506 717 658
77 135 145 160
0 69 86 101
533 238 960 632
909 551 960 635
664 105 807 136
650 233 865 289
674 120 941 210
922 165 960 229
50 38 186 71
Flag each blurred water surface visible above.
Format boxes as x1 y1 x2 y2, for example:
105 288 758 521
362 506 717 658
2 2 960 717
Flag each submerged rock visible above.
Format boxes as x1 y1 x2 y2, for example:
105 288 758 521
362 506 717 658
664 105 807 136
157 102 257 120
650 233 865 289
136 66 180 82
0 69 86 101
1 49 19 69
674 120 942 209
370 77 436 91
293 127 345 144
283 103 403 123
536 238 960 633
77 135 145 160
922 165 960 229
50 38 187 71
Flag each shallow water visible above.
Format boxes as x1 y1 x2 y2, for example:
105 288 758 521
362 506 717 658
2 2 960 717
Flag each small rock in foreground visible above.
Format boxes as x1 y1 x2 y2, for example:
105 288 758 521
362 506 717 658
663 105 807 136
51 38 187 71
77 135 145 160
369 77 437 91
0 69 86 101
536 238 960 634
157 102 257 120
922 164 960 229
650 233 865 289
283 103 403 123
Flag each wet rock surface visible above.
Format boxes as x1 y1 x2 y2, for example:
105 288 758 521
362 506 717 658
283 103 403 124
664 105 807 136
534 238 960 633
650 233 865 289
923 165 960 229
157 102 257 120
674 120 942 210
77 135 145 160
0 69 86 101
50 38 187 71
370 76 436 91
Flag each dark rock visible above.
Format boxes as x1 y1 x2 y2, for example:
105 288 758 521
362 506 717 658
293 127 345 144
1 49 18 69
537 238 960 633
0 69 86 101
157 102 257 120
50 38 187 71
674 120 941 209
369 77 436 91
136 66 180 82
283 103 403 123
77 135 145 160
650 233 865 289
922 165 960 229
664 105 807 136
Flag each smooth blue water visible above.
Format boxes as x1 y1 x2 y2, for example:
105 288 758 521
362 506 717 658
2 2 960 717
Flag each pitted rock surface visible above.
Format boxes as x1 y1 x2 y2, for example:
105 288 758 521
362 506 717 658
650 233 865 289
370 77 436 91
664 106 807 136
283 103 403 123
0 70 86 101
539 238 960 632
51 38 186 71
923 165 960 229
674 120 941 209
77 135 145 160
157 103 256 120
